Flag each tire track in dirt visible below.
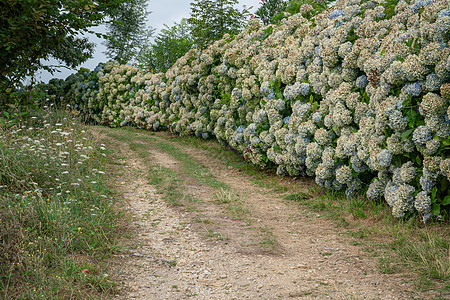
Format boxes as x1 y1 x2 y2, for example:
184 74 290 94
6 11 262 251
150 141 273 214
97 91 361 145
95 128 433 299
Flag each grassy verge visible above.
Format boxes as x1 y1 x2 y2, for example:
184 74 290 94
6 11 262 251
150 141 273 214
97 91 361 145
0 108 122 299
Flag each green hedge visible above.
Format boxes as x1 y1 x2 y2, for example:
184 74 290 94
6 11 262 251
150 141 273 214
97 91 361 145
47 0 450 222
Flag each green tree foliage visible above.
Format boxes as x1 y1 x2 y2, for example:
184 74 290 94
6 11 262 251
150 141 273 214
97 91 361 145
103 0 154 64
255 0 288 25
138 18 193 73
0 0 121 89
271 0 331 23
188 0 251 49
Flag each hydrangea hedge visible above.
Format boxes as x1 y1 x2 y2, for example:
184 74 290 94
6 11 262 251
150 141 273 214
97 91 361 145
52 0 450 222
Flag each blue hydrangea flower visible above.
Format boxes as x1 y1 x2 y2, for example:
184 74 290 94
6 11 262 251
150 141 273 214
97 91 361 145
351 156 368 173
267 92 276 100
419 175 435 193
412 0 433 13
377 150 392 168
232 88 242 99
438 8 450 18
236 126 245 134
299 83 310 96
384 182 399 207
414 191 433 223
283 116 290 125
235 133 243 143
314 46 321 55
367 179 385 201
260 82 273 96
285 133 295 144
247 123 257 134
219 64 228 74
329 9 345 20
412 126 432 145
424 73 442 91
403 82 422 96
388 110 407 132
356 75 368 89
199 106 207 114
312 112 322 124
332 180 344 191
274 99 285 111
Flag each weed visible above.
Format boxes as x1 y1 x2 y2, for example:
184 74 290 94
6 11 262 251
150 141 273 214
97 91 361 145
214 188 235 204
440 282 450 291
167 260 178 267
213 188 249 220
206 230 228 241
227 204 250 220
283 191 310 202
312 196 327 211
194 218 212 224
260 238 276 247
258 225 279 252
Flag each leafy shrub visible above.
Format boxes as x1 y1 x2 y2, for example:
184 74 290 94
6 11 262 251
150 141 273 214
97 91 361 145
255 0 288 25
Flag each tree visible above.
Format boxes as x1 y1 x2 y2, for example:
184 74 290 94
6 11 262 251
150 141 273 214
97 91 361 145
137 18 193 73
255 0 287 25
188 0 251 49
0 0 124 89
103 0 154 64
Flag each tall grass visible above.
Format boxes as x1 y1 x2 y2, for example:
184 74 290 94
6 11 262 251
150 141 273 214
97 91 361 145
0 107 121 299
394 232 450 280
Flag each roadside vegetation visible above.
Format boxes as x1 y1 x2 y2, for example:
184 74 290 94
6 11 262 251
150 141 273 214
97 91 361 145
0 99 123 299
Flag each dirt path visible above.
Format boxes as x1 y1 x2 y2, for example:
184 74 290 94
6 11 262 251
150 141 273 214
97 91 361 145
93 127 431 299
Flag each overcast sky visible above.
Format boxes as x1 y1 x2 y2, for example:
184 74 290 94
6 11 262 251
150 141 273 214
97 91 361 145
35 0 258 83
